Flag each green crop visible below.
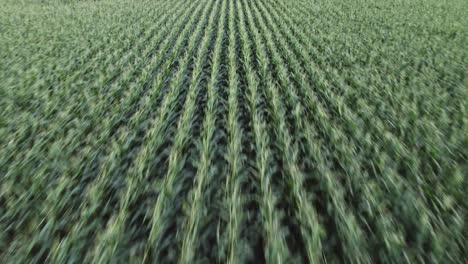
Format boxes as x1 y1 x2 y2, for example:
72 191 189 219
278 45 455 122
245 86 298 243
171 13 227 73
0 0 466 263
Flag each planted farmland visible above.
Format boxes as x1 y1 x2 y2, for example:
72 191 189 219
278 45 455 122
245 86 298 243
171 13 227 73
0 0 466 263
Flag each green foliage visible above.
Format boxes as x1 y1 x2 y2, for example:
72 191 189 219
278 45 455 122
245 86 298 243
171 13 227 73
0 0 466 263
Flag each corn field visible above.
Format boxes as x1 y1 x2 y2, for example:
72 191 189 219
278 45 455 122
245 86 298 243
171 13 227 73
0 0 466 263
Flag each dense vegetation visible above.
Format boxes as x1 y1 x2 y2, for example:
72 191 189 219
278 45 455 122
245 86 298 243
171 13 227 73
0 0 466 263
